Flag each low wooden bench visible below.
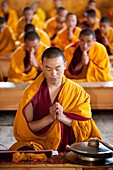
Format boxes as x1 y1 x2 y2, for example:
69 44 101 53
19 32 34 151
0 162 112 170
0 82 113 110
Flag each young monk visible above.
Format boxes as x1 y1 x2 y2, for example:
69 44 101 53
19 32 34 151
78 0 101 25
47 0 63 19
44 7 68 45
9 47 101 159
18 23 51 46
95 16 113 55
8 31 48 82
0 17 16 57
64 28 113 82
16 6 42 38
81 9 99 31
0 0 18 36
54 13 81 51
30 1 46 23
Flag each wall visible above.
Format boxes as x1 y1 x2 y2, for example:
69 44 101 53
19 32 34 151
0 0 113 18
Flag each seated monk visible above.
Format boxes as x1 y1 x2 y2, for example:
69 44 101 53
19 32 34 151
44 7 68 45
64 28 113 82
16 6 42 39
18 23 51 46
47 0 63 19
0 17 16 57
0 0 18 36
8 31 48 82
78 0 101 25
95 16 113 55
9 47 102 156
30 1 46 23
81 9 99 31
54 13 81 51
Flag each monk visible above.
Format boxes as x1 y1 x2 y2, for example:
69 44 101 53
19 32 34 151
64 28 113 82
30 1 46 23
18 23 51 46
81 9 99 31
0 17 16 57
54 13 81 51
0 0 18 36
44 7 68 45
16 6 42 38
9 47 101 159
47 0 63 19
95 16 113 55
8 31 48 82
78 0 101 25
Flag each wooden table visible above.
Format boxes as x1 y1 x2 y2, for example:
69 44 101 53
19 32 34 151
0 162 113 170
0 81 113 110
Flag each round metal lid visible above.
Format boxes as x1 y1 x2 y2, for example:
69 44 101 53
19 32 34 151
66 139 113 159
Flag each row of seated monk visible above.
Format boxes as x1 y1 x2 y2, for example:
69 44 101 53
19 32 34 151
0 27 113 82
0 0 113 82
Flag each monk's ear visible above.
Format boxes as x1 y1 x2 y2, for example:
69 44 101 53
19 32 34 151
64 60 67 70
40 62 43 71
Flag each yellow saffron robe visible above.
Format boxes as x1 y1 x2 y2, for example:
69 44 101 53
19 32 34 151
106 27 113 55
8 42 47 82
18 27 51 46
16 15 42 38
54 27 81 51
0 8 18 36
9 73 101 151
0 26 16 57
64 41 113 82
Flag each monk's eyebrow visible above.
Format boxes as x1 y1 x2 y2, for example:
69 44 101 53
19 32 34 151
45 65 61 69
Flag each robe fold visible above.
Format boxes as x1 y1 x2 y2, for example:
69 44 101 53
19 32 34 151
54 27 81 51
8 42 47 82
9 73 101 152
0 26 16 57
64 41 113 82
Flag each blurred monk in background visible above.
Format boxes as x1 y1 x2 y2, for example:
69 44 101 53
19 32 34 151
0 0 18 36
78 0 101 26
95 16 113 55
8 31 48 82
54 13 81 51
64 28 113 82
47 0 63 19
16 6 42 39
18 23 50 46
44 7 68 45
81 9 99 31
0 17 16 57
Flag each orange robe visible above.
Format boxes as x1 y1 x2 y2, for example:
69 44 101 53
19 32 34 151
0 26 16 57
0 8 18 36
9 72 101 152
95 27 113 55
44 16 66 44
64 41 113 82
16 15 42 38
8 42 47 82
18 27 51 46
81 17 99 31
54 27 81 51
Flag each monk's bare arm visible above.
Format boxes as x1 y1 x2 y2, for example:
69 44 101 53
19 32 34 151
24 102 56 131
